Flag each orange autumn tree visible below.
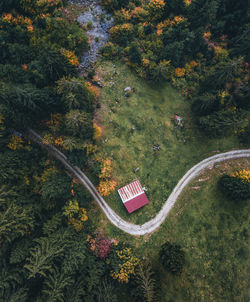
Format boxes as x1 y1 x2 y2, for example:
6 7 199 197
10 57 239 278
86 82 100 100
97 158 117 196
93 123 102 140
147 0 165 20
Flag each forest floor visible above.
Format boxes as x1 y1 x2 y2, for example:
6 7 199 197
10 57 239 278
93 60 242 225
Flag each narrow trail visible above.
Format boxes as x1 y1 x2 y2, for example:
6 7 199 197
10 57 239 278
27 129 250 236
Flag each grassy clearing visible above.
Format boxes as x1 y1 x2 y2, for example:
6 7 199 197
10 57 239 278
94 60 240 224
95 158 250 302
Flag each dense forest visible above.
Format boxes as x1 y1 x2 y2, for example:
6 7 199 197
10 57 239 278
0 0 249 301
102 0 250 141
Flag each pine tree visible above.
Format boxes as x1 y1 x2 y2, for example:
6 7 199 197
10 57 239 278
24 232 67 279
41 268 73 302
136 261 156 302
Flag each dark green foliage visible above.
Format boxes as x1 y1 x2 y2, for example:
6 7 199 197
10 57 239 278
163 0 185 16
129 43 142 64
239 122 250 147
42 214 62 236
192 93 220 116
24 229 71 279
204 58 243 90
159 241 185 275
65 110 94 140
234 85 250 110
0 151 25 181
10 238 34 264
41 268 73 302
66 149 88 168
56 77 94 113
198 109 248 137
29 48 76 87
0 201 34 244
96 279 118 302
219 175 250 200
41 172 71 202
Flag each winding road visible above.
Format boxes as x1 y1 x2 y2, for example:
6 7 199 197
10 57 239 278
27 129 250 236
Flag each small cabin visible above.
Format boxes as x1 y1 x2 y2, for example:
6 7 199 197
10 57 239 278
118 180 150 213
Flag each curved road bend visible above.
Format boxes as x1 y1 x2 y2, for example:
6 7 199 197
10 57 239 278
27 129 250 236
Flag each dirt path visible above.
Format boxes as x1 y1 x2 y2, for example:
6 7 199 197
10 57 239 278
27 129 250 236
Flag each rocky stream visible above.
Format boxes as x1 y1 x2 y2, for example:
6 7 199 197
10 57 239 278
70 0 113 71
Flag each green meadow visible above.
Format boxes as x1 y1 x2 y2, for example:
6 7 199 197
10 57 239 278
94 60 240 224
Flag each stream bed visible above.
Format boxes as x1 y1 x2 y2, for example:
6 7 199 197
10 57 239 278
70 0 113 72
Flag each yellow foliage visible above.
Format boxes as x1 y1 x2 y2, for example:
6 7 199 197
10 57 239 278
184 0 192 6
218 90 229 104
24 176 30 185
36 0 61 6
45 113 63 131
27 24 34 32
54 136 64 146
2 13 34 33
156 28 163 36
131 7 149 21
175 67 186 77
149 0 165 9
60 48 79 66
93 123 102 140
63 200 88 232
157 15 185 30
232 170 250 183
189 60 198 67
86 82 100 100
8 135 24 150
203 32 211 39
97 180 116 196
86 143 98 155
110 248 140 283
42 133 54 145
99 158 112 179
142 58 150 67
110 23 133 41
119 8 131 21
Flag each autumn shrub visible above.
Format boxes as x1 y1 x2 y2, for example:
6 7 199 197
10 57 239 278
93 123 102 140
86 82 100 100
95 238 112 259
97 179 117 196
8 134 24 150
110 247 140 283
102 41 118 58
63 200 88 231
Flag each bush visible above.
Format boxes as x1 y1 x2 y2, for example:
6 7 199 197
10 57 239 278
198 109 247 137
239 123 250 147
159 241 185 275
219 174 250 201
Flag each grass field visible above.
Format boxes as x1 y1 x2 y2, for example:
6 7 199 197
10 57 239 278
88 60 250 302
90 158 249 302
94 60 240 224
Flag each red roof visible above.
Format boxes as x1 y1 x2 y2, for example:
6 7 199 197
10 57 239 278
118 180 150 213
